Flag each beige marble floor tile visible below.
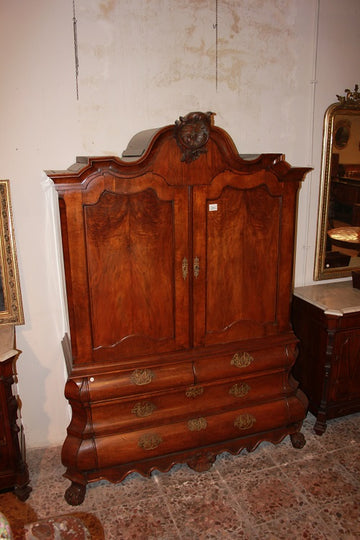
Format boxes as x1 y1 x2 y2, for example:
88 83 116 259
87 473 162 510
319 496 360 538
221 465 309 525
166 487 252 539
251 510 337 540
214 445 277 476
154 463 222 498
281 453 359 506
332 445 360 478
314 413 360 451
96 496 180 540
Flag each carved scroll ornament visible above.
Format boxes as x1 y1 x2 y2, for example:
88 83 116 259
174 111 213 163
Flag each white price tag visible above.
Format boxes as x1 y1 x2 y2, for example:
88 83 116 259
209 203 218 212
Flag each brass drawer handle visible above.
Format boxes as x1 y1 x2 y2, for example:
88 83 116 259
185 386 204 398
188 417 207 431
229 383 251 398
231 352 254 368
130 368 155 386
234 413 256 431
131 401 157 418
138 433 162 451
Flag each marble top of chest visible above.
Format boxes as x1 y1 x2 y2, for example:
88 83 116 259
294 281 360 316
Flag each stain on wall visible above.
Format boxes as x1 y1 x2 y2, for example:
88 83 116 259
99 0 116 19
75 0 307 155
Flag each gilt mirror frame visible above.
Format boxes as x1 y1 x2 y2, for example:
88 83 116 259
314 85 360 280
0 180 24 325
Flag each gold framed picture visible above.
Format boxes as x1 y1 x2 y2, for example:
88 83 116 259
0 180 24 325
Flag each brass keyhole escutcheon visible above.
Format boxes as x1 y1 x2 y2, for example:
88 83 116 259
187 417 207 431
182 257 188 280
234 413 256 431
231 352 254 368
229 383 251 398
185 386 204 398
130 368 155 386
193 256 200 278
131 401 156 418
138 433 162 451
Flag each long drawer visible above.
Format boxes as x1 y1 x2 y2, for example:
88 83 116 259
90 396 304 470
89 370 290 435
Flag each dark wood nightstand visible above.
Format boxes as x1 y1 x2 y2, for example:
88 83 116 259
0 325 31 500
292 281 360 435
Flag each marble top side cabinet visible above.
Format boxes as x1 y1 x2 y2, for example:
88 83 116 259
0 324 31 500
292 281 360 434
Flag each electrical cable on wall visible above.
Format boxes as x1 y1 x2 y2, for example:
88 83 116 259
73 0 79 100
301 0 320 284
214 0 219 91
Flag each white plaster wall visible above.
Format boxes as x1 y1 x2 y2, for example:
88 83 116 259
0 0 359 448
295 0 360 286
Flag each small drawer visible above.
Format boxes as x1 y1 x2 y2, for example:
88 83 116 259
194 343 295 383
72 360 194 402
94 398 295 469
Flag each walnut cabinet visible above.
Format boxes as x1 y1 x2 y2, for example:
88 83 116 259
47 112 311 505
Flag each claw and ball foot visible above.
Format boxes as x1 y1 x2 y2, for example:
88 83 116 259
290 431 306 449
64 482 86 506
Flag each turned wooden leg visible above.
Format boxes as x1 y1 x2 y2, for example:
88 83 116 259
64 481 86 506
290 431 306 449
314 415 327 435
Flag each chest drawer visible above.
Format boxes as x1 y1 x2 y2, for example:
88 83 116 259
89 371 289 435
194 343 295 383
69 360 195 402
93 396 300 470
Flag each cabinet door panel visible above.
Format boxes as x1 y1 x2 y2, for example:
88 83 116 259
331 330 360 401
193 172 282 346
82 183 189 360
0 405 11 470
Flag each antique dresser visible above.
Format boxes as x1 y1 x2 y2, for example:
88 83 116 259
47 112 311 505
0 325 31 500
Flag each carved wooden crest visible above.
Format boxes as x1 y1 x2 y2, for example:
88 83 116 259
174 111 213 163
